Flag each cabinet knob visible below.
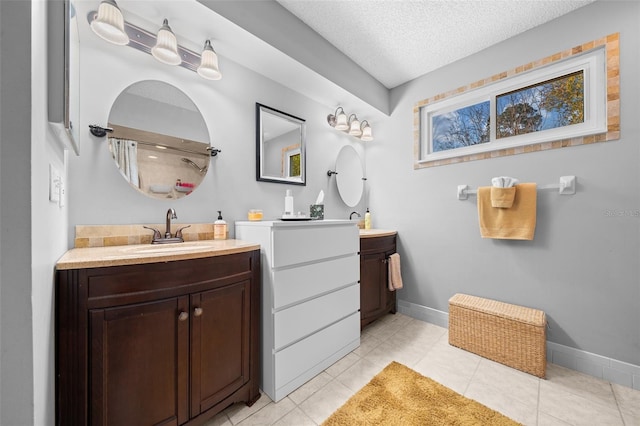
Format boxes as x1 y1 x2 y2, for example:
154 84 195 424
178 311 189 321
194 307 203 317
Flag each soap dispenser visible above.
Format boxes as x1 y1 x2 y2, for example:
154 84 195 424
214 211 227 240
364 208 371 230
284 190 294 217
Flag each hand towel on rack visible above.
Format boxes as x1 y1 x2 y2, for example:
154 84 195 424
478 183 537 240
388 253 403 291
491 176 519 188
491 187 516 208
491 176 518 207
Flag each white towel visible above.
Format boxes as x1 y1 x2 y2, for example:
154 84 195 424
491 176 519 188
388 253 403 291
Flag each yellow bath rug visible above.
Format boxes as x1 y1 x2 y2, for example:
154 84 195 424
322 361 521 425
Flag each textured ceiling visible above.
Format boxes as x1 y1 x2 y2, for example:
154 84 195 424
277 0 595 89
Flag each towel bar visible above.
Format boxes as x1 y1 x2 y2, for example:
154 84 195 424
457 176 576 200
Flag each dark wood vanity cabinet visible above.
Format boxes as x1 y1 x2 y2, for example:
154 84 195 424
56 251 260 426
360 234 397 329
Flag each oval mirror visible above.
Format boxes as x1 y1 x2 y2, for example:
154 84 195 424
107 80 210 199
256 103 306 185
335 145 364 207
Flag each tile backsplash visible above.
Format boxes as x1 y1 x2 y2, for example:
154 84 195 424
74 223 215 248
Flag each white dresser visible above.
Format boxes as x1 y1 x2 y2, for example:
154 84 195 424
235 220 360 402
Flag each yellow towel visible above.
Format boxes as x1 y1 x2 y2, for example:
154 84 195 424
388 253 403 291
490 187 516 208
478 183 537 240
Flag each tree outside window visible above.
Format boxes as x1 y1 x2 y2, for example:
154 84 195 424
497 71 584 139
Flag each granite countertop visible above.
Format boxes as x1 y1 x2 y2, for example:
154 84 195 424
56 239 260 270
359 229 397 238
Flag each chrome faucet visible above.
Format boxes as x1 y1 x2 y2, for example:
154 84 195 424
165 208 177 238
143 208 190 244
350 211 361 220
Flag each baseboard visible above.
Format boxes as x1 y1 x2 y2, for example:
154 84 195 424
397 300 640 390
397 299 449 329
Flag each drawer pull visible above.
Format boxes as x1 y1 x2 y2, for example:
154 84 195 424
178 311 189 321
194 307 203 317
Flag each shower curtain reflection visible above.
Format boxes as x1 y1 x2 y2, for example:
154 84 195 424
110 139 140 187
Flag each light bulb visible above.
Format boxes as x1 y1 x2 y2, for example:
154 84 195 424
90 0 129 45
360 121 373 141
197 40 222 80
348 115 362 137
335 110 349 131
151 19 181 65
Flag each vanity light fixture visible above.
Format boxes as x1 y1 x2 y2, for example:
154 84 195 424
327 107 373 141
87 6 223 80
90 0 129 45
197 40 222 80
360 120 373 141
327 107 349 131
151 19 181 65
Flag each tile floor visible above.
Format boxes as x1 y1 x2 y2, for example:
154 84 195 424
205 313 640 426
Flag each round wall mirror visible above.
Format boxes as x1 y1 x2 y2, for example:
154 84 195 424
335 145 364 207
107 80 210 199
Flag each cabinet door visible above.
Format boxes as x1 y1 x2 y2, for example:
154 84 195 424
360 251 387 323
89 296 189 426
190 280 251 416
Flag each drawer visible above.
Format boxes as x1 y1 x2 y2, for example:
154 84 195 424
274 312 359 388
360 234 396 255
272 225 359 268
272 256 359 310
85 253 254 307
274 284 359 350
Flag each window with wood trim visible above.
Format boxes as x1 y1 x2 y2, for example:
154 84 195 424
414 33 619 169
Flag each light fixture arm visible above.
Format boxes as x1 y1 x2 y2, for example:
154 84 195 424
327 107 346 127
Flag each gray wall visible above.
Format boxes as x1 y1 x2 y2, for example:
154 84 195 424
0 2 34 424
2 1 68 425
373 0 639 366
68 19 367 246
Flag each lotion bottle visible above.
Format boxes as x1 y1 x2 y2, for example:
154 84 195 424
364 208 371 230
284 190 294 216
214 211 227 240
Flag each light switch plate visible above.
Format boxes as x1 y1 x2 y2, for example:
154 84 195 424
49 164 60 203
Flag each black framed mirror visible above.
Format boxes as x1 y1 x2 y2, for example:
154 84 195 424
256 103 306 185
